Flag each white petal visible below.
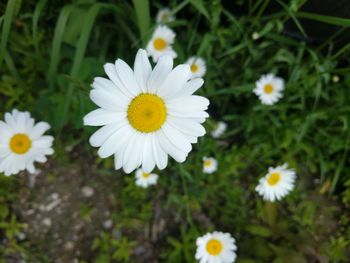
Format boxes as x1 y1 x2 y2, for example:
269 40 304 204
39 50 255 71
158 130 187 162
29 122 51 140
162 123 191 152
89 120 128 147
89 89 124 111
157 64 191 99
179 78 204 96
134 49 152 92
166 95 209 111
97 125 132 158
147 55 173 93
104 63 133 98
123 132 143 173
141 135 156 173
152 135 168 170
83 109 126 126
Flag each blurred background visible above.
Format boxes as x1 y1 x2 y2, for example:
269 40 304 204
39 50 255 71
0 0 350 262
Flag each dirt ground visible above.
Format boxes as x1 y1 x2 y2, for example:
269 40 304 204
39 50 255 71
9 150 166 263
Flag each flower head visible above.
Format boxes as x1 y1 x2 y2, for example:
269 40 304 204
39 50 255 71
185 56 206 79
0 109 54 176
203 156 217 174
83 49 209 174
156 8 175 24
135 168 158 188
211 121 227 138
196 231 237 263
253 74 284 105
255 163 296 202
146 25 177 62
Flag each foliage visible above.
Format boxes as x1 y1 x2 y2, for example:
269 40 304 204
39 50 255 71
0 0 350 262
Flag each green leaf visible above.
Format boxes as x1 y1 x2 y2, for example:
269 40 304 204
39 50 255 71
297 12 350 27
189 0 209 19
246 224 271 237
132 0 150 43
0 0 20 67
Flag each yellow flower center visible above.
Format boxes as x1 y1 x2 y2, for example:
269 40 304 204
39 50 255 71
190 63 199 73
206 239 223 255
267 172 281 186
264 84 274 94
9 134 32 154
127 93 167 133
142 173 150 178
153 38 167 51
204 159 212 168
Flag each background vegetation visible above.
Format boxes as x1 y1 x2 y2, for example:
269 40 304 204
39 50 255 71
0 0 350 262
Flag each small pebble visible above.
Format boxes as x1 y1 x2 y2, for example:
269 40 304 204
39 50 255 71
103 219 113 229
64 241 75 251
81 186 94 198
42 218 52 227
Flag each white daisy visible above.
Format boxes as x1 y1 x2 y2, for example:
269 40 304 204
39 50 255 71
203 156 217 174
0 109 54 176
185 56 206 79
253 74 284 105
196 231 237 263
146 25 177 62
255 163 296 202
135 168 158 188
83 49 209 174
156 7 175 24
211 121 227 138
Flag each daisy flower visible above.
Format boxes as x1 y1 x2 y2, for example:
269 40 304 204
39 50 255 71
135 168 158 188
0 109 54 176
203 156 217 174
156 7 175 24
255 163 296 202
211 121 227 138
83 49 209 174
146 25 177 62
196 231 237 263
253 74 284 105
185 56 206 79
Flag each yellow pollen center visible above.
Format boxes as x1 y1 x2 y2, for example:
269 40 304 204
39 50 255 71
153 38 167 51
9 133 32 154
127 93 167 133
206 239 223 255
190 63 199 73
143 173 150 178
264 84 274 94
204 159 212 167
267 172 281 186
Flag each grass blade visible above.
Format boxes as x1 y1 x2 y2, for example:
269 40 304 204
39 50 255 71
132 0 150 44
32 0 48 62
0 0 19 67
47 4 76 86
297 11 350 27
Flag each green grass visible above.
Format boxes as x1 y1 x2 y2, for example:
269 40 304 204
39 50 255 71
0 0 350 262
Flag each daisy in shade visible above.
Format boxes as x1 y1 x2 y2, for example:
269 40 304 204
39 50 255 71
0 109 54 176
83 49 209 174
203 156 217 174
146 25 177 62
135 168 158 188
196 231 237 263
185 56 206 79
211 121 227 138
156 7 175 24
253 74 284 105
256 163 296 202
